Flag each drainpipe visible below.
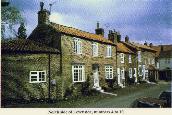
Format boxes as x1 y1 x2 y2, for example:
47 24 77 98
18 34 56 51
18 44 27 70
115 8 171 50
48 53 51 102
115 46 118 86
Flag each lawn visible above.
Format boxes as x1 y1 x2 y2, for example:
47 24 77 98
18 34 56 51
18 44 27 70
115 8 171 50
4 81 171 108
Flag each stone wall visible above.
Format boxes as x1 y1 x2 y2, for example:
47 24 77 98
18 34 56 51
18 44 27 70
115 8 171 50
60 34 117 95
1 54 61 101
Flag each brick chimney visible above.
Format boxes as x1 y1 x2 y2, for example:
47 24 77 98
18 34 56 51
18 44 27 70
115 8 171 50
125 35 129 43
108 29 117 44
161 45 163 51
38 2 50 25
1 0 10 6
144 41 148 46
95 22 104 36
117 32 121 42
149 43 153 47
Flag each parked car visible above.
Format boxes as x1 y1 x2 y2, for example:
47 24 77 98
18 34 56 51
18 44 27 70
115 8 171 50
131 97 167 108
159 90 172 107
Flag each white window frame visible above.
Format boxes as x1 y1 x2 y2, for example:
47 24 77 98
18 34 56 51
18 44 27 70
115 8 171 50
138 51 141 62
72 64 85 83
106 45 112 57
92 42 98 57
129 68 132 78
152 58 155 64
133 68 137 78
29 71 46 83
73 37 82 54
129 55 132 63
105 65 113 79
120 53 124 63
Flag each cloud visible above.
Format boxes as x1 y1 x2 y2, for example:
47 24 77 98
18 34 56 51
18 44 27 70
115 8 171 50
10 0 172 45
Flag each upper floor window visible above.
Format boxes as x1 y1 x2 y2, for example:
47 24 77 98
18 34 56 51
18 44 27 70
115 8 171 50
30 71 46 83
138 51 141 62
152 59 155 64
105 65 113 79
129 55 132 63
120 53 124 63
73 38 82 54
72 64 85 82
92 42 98 57
106 45 112 57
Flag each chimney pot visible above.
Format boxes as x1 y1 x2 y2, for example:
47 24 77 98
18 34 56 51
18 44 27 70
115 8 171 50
38 2 50 25
95 22 104 36
144 41 148 46
97 21 99 29
125 35 129 42
149 43 153 47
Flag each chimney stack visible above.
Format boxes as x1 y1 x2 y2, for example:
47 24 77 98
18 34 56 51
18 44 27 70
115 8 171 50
38 2 50 25
161 45 163 51
125 35 129 42
95 22 104 36
149 43 153 47
117 32 121 42
144 41 148 46
108 29 117 44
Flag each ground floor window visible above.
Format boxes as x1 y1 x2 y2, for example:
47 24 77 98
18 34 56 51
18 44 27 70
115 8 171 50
30 71 46 83
72 64 85 82
105 65 113 79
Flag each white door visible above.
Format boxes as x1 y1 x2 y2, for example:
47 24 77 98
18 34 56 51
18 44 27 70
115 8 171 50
121 67 125 86
93 66 99 88
117 68 121 85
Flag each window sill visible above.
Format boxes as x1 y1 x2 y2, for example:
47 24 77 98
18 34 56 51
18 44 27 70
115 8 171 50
29 81 46 83
73 81 85 83
105 56 112 58
105 78 113 80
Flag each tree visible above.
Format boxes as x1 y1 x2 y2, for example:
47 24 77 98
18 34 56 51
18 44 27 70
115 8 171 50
17 22 27 39
1 4 24 39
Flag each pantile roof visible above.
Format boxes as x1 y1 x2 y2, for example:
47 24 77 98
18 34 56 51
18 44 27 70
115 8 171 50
122 41 156 52
117 42 135 54
2 39 60 54
49 22 115 45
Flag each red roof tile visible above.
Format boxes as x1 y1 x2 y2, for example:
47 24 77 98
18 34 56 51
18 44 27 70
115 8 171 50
117 42 135 54
50 22 115 45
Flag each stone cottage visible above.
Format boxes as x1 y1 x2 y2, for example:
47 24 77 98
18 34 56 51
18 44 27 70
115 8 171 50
122 39 157 82
1 39 60 105
28 2 117 98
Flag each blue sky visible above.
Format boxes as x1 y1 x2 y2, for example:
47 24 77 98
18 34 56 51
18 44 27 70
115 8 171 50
10 0 172 45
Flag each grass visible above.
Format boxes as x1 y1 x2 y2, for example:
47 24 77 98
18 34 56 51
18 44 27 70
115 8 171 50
3 81 170 108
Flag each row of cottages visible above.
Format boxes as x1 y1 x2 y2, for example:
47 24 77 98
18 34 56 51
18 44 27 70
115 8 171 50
1 2 157 103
